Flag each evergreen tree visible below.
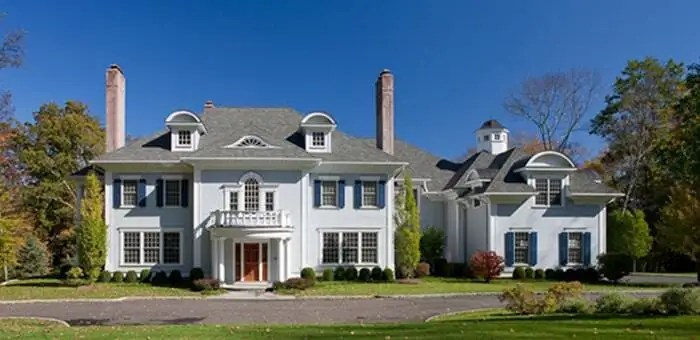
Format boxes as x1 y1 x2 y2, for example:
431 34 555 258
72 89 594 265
16 235 50 278
76 171 106 281
394 173 421 278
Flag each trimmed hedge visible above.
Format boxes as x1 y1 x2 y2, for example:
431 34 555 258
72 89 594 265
189 267 204 281
125 270 139 283
534 269 545 280
544 268 555 280
512 266 526 280
371 266 383 281
301 267 316 282
344 267 358 281
334 267 346 281
152 270 168 285
169 270 183 284
383 268 395 282
433 258 448 276
139 269 151 283
98 271 112 283
322 268 334 282
112 271 124 283
359 268 371 282
525 267 535 280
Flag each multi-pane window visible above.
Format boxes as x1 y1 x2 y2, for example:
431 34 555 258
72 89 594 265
493 134 501 141
321 231 379 264
120 231 182 265
362 181 378 207
514 232 530 264
321 181 337 207
165 180 181 206
143 232 160 264
322 233 339 264
311 132 325 147
244 178 259 211
229 191 239 211
535 178 562 206
265 192 275 211
342 232 359 263
123 232 140 264
177 130 192 146
361 233 378 263
568 232 583 264
163 232 181 264
122 180 138 207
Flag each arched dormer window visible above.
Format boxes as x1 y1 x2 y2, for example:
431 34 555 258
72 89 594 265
165 110 206 152
300 111 337 153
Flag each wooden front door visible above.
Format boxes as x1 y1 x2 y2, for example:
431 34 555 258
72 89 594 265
236 242 268 282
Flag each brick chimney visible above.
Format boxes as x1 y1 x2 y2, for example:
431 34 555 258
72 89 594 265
375 69 394 155
105 64 126 152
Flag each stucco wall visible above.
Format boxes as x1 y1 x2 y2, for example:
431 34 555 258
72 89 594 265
465 204 488 261
491 198 603 270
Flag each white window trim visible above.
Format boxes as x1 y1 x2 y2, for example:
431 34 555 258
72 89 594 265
173 129 195 151
120 178 139 209
318 229 380 266
306 131 332 153
532 177 564 208
163 179 183 208
360 180 379 209
567 231 584 266
513 231 531 266
319 180 339 209
118 228 184 267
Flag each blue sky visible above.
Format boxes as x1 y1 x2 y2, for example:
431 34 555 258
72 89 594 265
2 1 699 159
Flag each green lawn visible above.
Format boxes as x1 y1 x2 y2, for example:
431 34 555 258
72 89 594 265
0 278 214 300
1 312 699 339
280 277 671 296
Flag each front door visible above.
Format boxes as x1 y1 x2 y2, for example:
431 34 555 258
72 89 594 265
235 242 268 282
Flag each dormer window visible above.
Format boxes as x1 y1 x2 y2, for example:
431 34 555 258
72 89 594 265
535 178 562 206
177 130 192 147
312 132 326 147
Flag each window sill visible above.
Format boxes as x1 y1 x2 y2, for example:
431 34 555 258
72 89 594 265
532 205 564 209
316 206 341 210
359 206 380 210
119 263 183 267
118 205 137 209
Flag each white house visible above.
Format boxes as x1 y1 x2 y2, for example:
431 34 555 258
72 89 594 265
87 65 620 287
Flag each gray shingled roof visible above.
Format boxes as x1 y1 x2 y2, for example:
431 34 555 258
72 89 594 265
479 119 506 130
389 140 456 191
569 169 621 195
94 107 403 163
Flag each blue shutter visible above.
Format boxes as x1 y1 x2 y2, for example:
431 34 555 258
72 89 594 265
559 232 569 267
583 232 592 266
337 180 345 208
354 180 362 209
529 232 538 266
113 179 122 208
156 179 164 207
313 180 321 207
378 180 386 209
180 179 189 207
137 179 147 207
505 232 514 267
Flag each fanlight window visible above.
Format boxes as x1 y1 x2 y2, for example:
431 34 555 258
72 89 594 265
225 135 276 149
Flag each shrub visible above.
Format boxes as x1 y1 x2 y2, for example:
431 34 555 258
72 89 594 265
98 271 112 283
66 267 84 280
583 267 600 283
433 258 448 277
469 250 504 283
557 298 593 314
344 267 358 281
139 269 151 283
554 268 565 281
111 271 124 283
598 253 630 283
546 281 584 306
125 270 139 283
322 268 334 282
16 235 51 278
512 266 526 280
500 282 584 315
628 297 662 315
564 268 577 282
544 268 555 280
300 267 316 282
451 263 468 278
275 277 314 290
77 171 107 281
191 278 220 292
383 268 395 282
334 266 346 281
189 267 204 281
419 226 445 267
152 270 168 285
595 293 631 314
659 287 700 315
359 268 371 282
415 262 430 278
169 270 183 285
525 267 535 280
371 266 383 281
534 269 545 280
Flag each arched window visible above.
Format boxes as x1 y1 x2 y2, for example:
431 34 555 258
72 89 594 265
244 178 260 211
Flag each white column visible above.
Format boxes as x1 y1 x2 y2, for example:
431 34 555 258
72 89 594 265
277 239 285 281
218 238 226 283
211 237 218 280
104 171 113 270
284 239 290 279
193 168 202 268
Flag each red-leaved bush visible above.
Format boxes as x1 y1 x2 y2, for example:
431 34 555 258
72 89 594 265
469 250 505 283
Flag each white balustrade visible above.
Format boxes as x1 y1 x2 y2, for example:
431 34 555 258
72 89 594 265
214 210 291 227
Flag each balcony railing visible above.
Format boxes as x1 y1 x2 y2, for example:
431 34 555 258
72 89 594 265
213 210 292 228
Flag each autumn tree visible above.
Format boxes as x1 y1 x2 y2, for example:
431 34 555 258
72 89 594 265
658 186 700 282
504 69 599 152
394 173 421 278
76 171 106 281
591 58 685 212
11 101 104 264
